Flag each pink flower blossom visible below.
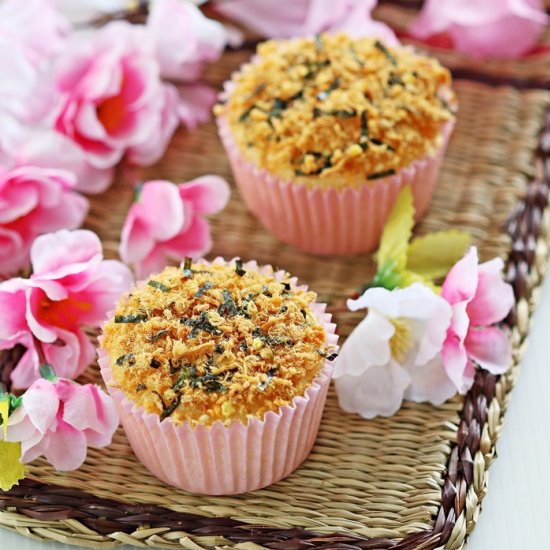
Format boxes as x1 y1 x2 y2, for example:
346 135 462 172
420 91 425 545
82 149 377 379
53 21 179 170
0 229 133 389
147 0 227 81
120 177 230 278
3 374 118 471
409 0 549 59
215 0 398 44
0 0 67 127
0 166 88 276
0 0 70 67
440 247 515 393
0 35 56 127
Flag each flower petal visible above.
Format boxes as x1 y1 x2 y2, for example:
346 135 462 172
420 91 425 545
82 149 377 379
322 0 398 44
162 215 213 260
42 418 88 471
398 285 452 365
8 344 40 391
465 326 512 375
347 286 400 318
441 332 469 391
333 311 394 378
409 0 549 59
335 361 410 419
43 329 95 381
21 378 59 435
30 229 102 277
5 407 39 444
441 246 478 306
135 180 184 241
177 84 218 129
147 0 226 81
133 247 170 280
0 282 27 341
63 382 118 447
178 176 231 215
404 356 457 405
119 215 155 264
467 258 514 326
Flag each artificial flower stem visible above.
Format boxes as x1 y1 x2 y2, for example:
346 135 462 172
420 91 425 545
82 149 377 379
32 334 49 366
31 335 59 383
134 181 144 201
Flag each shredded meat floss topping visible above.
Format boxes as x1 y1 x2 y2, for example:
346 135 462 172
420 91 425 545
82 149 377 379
102 261 328 427
215 34 456 188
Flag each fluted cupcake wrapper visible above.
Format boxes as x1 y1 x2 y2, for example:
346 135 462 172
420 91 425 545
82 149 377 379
98 258 338 495
217 115 454 256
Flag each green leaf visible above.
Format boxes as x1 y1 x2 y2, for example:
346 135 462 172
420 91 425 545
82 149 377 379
406 230 471 280
371 260 403 290
39 364 58 383
0 441 26 491
376 185 415 272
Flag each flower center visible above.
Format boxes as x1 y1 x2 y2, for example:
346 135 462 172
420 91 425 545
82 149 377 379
389 318 413 363
97 94 125 134
38 293 92 330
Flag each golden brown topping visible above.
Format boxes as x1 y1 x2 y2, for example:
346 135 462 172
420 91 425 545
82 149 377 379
102 261 328 426
216 34 456 189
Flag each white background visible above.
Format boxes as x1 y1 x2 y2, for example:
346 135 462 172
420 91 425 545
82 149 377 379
1 275 549 550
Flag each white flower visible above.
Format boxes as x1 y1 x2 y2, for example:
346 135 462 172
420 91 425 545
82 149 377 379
334 283 456 419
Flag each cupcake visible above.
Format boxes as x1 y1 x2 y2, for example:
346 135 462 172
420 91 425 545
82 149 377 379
215 34 456 256
99 258 338 495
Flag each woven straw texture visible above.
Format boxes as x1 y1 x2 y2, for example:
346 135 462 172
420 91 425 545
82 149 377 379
1 4 550 550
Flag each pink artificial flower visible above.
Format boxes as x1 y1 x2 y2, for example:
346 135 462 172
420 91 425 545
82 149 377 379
0 0 70 67
0 229 133 389
53 21 179 170
215 0 398 44
0 34 56 126
409 0 549 59
0 0 66 126
440 247 515 393
120 177 230 278
0 166 88 276
147 0 227 81
3 373 118 471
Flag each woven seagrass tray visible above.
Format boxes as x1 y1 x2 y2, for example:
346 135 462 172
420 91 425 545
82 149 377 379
1 3 550 549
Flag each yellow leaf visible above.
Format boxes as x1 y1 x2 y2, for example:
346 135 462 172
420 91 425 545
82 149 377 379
376 186 415 272
400 270 441 293
0 398 8 437
0 441 26 491
406 230 471 280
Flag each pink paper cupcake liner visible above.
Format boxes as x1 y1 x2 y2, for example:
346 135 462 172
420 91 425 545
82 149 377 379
98 258 339 495
217 116 454 256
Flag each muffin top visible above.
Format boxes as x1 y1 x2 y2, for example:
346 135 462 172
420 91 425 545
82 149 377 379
102 260 329 427
216 34 456 189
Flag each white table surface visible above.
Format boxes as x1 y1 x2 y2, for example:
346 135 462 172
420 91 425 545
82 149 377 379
2 275 549 550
